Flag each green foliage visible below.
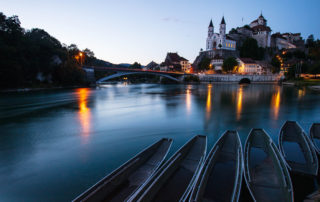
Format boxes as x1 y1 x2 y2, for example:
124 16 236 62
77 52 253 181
309 61 320 75
183 75 200 83
285 66 295 80
243 25 251 29
271 56 281 73
240 38 264 60
0 12 100 89
198 56 211 71
222 57 238 73
129 62 142 69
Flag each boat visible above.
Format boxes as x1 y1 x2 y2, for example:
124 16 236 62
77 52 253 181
244 129 293 202
279 121 318 176
310 123 320 154
128 135 207 202
73 138 173 202
189 130 243 202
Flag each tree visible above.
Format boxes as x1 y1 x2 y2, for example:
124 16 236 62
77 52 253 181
308 61 320 77
306 34 315 48
198 56 211 71
222 57 238 73
271 56 281 73
130 62 142 69
240 38 264 60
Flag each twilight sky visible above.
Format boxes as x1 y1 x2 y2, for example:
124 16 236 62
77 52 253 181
1 0 320 65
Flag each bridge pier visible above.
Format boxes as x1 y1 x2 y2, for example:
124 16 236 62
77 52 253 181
83 67 96 84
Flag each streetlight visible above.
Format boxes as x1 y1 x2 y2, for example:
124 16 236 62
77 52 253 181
79 52 83 66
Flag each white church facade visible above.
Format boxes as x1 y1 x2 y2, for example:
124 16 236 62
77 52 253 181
206 17 236 51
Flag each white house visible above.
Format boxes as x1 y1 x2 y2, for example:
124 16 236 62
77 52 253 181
210 55 224 71
237 58 263 75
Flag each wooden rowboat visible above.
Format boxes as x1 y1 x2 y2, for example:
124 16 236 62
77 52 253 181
128 135 207 202
310 123 320 154
279 121 318 176
245 129 293 202
73 138 173 202
189 130 243 202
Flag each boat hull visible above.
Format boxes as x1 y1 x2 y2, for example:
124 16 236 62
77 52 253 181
244 129 293 202
73 138 172 202
189 130 243 202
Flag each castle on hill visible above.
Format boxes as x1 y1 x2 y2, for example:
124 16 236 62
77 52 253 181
193 13 304 71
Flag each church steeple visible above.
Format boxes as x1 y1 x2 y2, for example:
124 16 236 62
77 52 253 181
220 16 226 25
208 19 214 38
219 16 226 36
209 19 213 27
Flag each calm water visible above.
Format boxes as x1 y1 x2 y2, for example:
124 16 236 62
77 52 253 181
0 83 319 201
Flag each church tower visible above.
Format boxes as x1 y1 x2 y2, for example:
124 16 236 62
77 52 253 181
208 19 214 37
219 16 226 36
206 20 214 50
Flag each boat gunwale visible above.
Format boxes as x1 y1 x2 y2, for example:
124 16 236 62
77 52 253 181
279 121 318 176
310 123 320 154
244 128 293 202
128 135 207 202
189 130 243 202
72 138 173 202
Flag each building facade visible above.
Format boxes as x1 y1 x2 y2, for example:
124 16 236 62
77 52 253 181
160 52 190 72
237 58 263 75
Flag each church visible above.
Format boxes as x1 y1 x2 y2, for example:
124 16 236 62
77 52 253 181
206 17 236 52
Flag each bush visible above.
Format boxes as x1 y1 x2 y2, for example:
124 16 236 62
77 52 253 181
183 75 200 83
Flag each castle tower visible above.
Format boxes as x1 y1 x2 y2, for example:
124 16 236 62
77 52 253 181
258 13 266 26
219 16 226 36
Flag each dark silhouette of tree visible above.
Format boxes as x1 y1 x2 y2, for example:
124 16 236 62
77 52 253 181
0 12 109 89
198 56 211 71
222 57 238 73
240 38 264 60
129 62 142 69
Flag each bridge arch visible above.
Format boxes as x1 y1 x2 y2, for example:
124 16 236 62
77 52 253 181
239 78 251 84
96 72 180 84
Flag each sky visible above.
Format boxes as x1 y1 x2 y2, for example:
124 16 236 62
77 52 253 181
1 0 320 65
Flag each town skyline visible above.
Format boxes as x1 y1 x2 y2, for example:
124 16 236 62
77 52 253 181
2 0 320 65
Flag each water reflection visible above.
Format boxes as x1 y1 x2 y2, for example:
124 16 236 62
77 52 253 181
236 86 243 120
206 84 212 120
298 88 306 100
186 85 192 114
77 88 91 143
271 86 281 120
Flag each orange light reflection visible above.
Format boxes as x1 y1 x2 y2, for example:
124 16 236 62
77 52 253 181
271 87 281 120
236 86 243 120
186 86 192 114
298 88 306 100
77 88 91 143
206 84 212 120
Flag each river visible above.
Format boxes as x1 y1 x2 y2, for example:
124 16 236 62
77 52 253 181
0 83 319 201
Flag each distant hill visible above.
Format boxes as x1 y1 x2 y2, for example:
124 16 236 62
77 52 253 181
117 63 131 68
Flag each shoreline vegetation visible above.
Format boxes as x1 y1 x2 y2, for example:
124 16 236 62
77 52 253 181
0 12 112 90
